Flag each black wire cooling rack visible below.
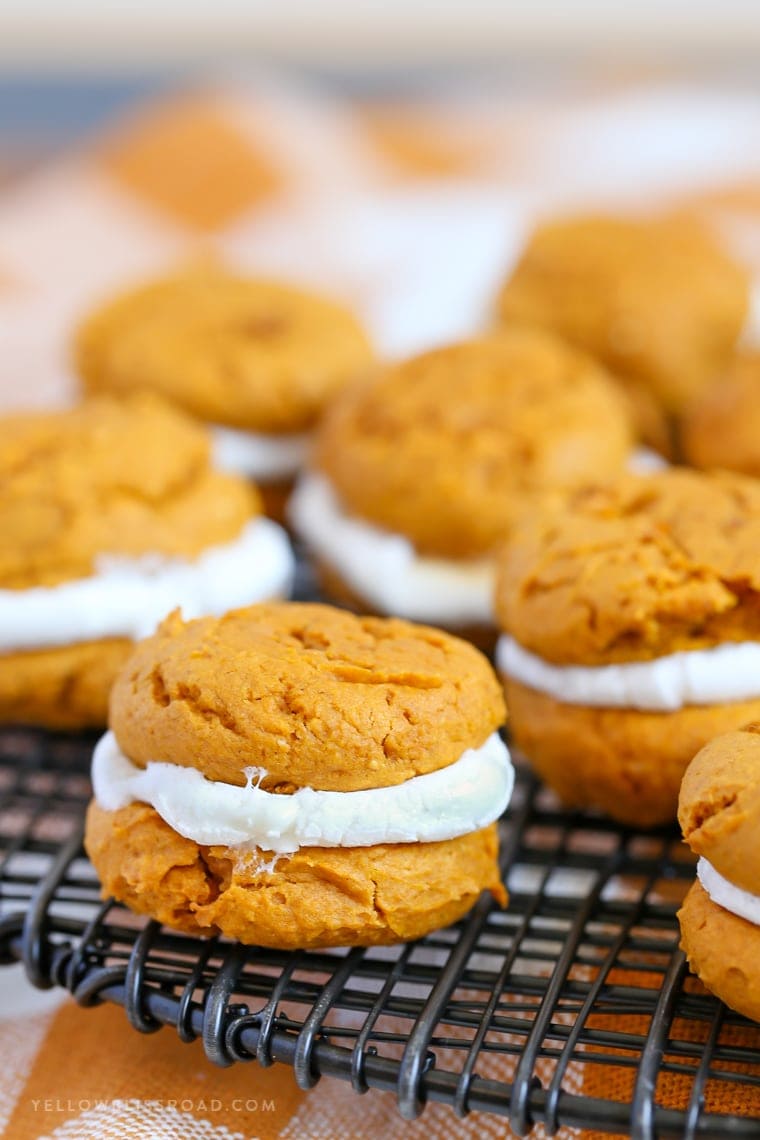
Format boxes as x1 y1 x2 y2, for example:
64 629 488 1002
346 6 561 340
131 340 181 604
2 727 760 1139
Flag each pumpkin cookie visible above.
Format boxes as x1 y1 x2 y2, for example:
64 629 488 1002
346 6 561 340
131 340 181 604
289 329 633 636
681 351 760 476
678 726 760 1021
0 395 293 728
497 214 749 423
85 602 512 949
74 263 374 517
495 467 760 826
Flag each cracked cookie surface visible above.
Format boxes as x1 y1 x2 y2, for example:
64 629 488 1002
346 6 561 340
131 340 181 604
0 392 258 589
497 213 749 416
313 328 633 559
85 802 506 949
110 602 506 790
495 468 760 666
679 725 760 893
76 264 374 433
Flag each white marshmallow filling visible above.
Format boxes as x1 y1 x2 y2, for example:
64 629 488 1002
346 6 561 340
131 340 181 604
92 729 514 854
496 635 760 713
211 425 311 482
288 472 496 625
0 517 295 653
697 858 760 927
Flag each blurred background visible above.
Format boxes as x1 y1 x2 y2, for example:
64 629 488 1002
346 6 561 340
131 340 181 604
0 0 759 405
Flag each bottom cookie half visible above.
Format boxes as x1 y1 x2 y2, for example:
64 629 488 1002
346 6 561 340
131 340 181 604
503 678 760 827
679 880 760 1023
0 637 134 730
85 801 507 949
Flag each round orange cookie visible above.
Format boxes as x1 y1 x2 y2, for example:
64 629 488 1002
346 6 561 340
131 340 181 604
86 602 509 948
678 727 760 1021
75 264 373 435
313 328 633 561
495 468 760 826
679 725 760 896
0 395 273 730
497 213 749 417
110 603 505 790
681 351 760 476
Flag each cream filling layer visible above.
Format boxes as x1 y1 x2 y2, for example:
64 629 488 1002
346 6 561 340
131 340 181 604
697 858 760 926
288 472 495 625
92 729 514 853
496 635 760 712
211 425 311 482
0 517 295 653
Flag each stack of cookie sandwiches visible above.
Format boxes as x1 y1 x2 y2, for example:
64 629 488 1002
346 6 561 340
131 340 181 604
494 467 760 826
290 327 634 644
75 262 374 520
0 394 294 728
681 350 760 476
85 603 513 948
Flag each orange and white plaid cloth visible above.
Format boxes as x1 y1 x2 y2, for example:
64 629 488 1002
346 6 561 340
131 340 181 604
3 73 760 1138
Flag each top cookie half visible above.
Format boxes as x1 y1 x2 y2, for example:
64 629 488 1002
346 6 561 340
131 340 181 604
495 467 760 665
110 602 506 791
314 327 633 559
497 214 749 416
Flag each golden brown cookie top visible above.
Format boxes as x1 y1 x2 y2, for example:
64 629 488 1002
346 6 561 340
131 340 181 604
110 602 506 792
495 467 760 664
681 352 760 476
497 214 749 415
75 264 374 433
313 329 633 559
679 725 760 893
0 394 258 589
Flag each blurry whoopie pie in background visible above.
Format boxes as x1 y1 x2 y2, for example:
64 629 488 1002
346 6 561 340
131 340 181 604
75 262 374 520
496 213 750 454
289 327 635 644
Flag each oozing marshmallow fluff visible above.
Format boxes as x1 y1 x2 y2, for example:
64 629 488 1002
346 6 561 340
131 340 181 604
289 472 495 625
697 858 760 926
211 425 311 482
496 635 760 712
0 517 294 653
93 730 514 853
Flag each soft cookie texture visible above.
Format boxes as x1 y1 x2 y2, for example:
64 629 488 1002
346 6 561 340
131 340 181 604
496 469 760 666
0 394 260 728
678 727 760 1021
110 603 506 790
495 468 760 826
314 328 633 560
75 263 373 434
497 213 749 417
507 682 760 828
678 725 760 894
681 352 760 476
88 602 508 948
85 802 503 950
678 881 760 1023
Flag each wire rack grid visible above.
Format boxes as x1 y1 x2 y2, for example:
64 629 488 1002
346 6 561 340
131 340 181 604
2 725 760 1138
